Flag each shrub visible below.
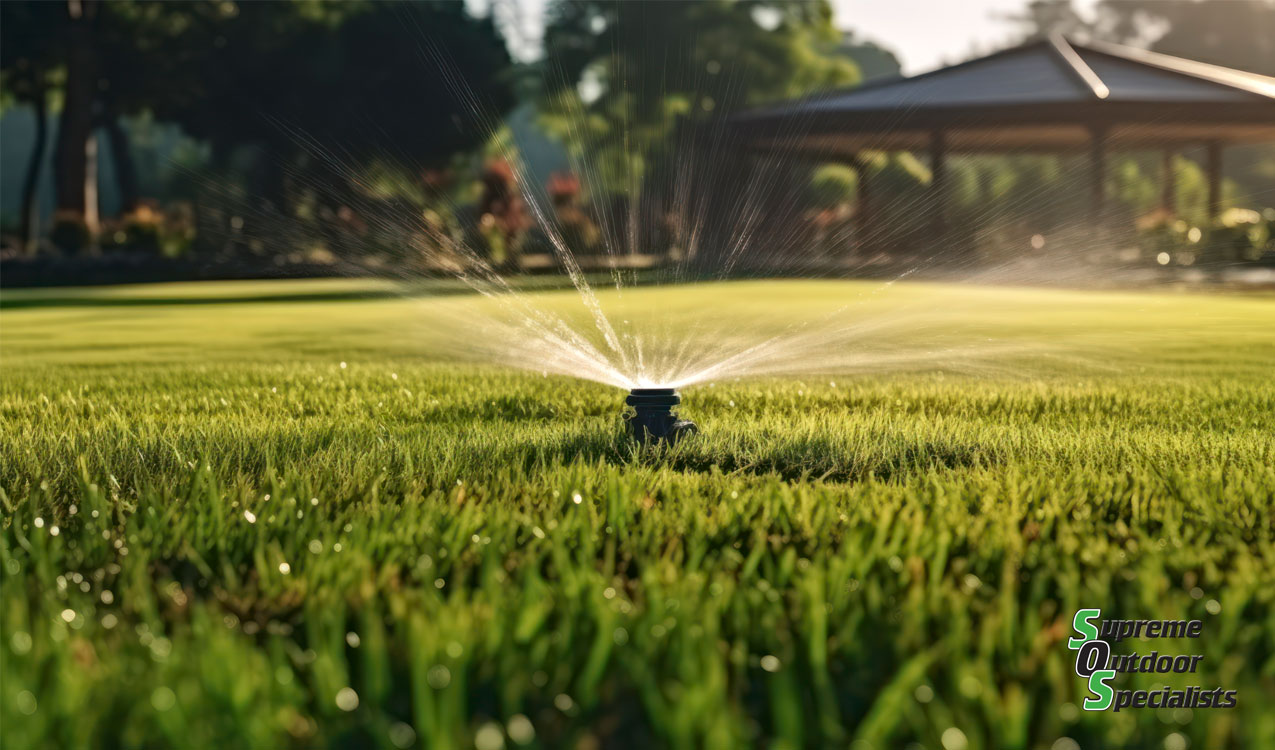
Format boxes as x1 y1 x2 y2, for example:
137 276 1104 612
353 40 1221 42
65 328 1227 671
48 212 92 255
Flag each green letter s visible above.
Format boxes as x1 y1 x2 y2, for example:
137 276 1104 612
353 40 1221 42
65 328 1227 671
1068 608 1101 649
1084 670 1115 711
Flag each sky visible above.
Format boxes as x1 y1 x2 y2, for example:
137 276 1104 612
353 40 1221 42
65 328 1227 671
470 0 1103 75
830 0 1100 74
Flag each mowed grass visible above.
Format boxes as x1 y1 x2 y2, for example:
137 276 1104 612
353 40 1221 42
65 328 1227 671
2 278 1274 750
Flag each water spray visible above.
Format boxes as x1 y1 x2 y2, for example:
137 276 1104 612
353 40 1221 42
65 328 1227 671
625 388 698 444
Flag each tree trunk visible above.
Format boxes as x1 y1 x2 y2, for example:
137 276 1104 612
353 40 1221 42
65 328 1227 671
84 128 100 240
103 114 140 214
53 0 100 236
19 94 49 256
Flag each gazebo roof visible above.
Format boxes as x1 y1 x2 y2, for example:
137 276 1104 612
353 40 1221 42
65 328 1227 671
730 35 1275 155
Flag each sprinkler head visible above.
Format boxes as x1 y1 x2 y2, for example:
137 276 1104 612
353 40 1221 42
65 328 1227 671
625 388 698 444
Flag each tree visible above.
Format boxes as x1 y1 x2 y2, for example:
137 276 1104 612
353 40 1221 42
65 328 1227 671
540 0 857 194
47 0 105 242
2 0 516 254
1097 0 1275 75
0 1 66 254
137 1 516 227
999 0 1097 42
536 0 857 263
833 30 903 82
3 0 236 246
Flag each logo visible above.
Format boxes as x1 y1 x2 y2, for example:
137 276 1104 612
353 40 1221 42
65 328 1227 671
1067 609 1237 712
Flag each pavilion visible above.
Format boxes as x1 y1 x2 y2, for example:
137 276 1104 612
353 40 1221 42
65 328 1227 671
727 34 1275 237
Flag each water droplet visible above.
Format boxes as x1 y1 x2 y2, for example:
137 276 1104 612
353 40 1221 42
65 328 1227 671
151 687 176 711
11 631 33 654
335 687 359 711
941 727 969 750
507 714 535 745
389 722 416 748
475 722 505 750
426 665 450 688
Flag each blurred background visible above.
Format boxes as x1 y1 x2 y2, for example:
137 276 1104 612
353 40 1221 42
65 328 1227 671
2 0 1273 287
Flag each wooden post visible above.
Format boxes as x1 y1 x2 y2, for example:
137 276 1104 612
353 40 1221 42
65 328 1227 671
1089 127 1107 224
1160 150 1176 216
930 131 948 243
1205 141 1223 221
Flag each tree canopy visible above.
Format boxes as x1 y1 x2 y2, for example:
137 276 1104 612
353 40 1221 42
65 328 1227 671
539 0 858 192
0 0 516 243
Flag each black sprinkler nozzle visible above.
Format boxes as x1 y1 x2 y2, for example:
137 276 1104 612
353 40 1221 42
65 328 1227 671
625 388 698 444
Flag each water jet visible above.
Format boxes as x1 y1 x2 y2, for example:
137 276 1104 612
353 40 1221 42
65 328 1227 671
625 388 697 444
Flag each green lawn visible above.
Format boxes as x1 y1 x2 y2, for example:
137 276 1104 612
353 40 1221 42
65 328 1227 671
2 279 1273 749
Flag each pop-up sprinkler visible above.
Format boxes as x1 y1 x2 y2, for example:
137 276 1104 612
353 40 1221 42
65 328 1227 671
625 388 697 444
